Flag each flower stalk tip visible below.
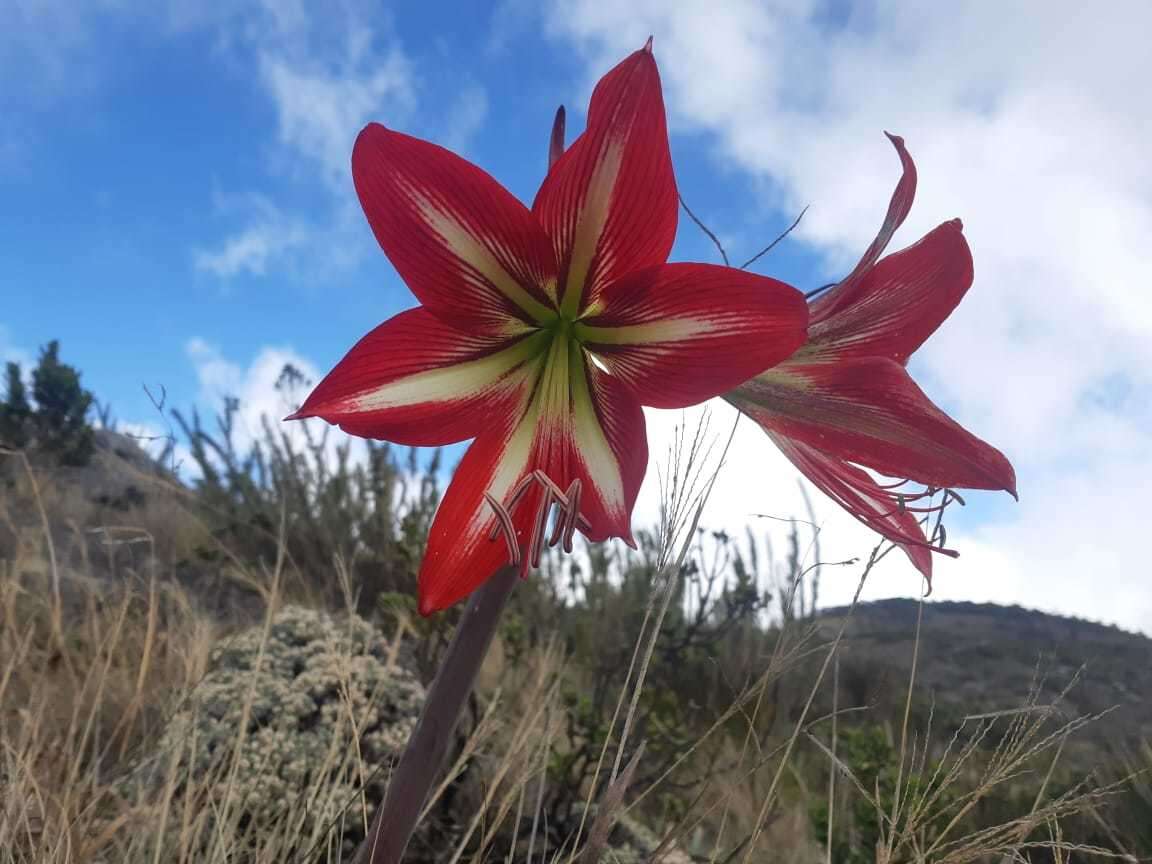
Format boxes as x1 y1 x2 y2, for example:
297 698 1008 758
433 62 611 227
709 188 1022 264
548 105 566 169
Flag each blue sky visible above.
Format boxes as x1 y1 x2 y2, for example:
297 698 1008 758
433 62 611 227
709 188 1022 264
2 1 826 424
3 1 1149 632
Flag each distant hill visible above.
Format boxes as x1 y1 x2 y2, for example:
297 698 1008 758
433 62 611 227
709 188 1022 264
811 598 1152 769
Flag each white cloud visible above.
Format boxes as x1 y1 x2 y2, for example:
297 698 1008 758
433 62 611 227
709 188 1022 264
196 4 416 279
184 337 365 472
258 27 415 189
187 336 313 437
4 1 481 279
546 0 1152 632
194 223 296 278
193 194 311 278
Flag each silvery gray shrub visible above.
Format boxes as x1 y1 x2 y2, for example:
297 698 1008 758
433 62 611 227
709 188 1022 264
140 605 425 854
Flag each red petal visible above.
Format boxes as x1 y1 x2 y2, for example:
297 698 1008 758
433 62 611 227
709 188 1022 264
809 132 916 323
353 123 558 334
806 221 974 364
532 46 676 316
418 346 647 613
418 410 540 614
728 357 1017 495
766 430 939 582
578 263 809 409
568 352 648 542
289 307 543 446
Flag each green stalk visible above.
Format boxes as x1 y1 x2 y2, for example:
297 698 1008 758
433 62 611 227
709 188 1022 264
353 565 519 864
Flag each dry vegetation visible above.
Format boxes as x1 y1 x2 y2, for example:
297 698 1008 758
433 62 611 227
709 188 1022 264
1 353 1150 863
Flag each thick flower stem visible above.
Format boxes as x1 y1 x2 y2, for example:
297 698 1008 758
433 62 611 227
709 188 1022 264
353 565 520 864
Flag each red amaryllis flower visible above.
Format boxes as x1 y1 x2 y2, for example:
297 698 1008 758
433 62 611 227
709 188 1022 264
724 133 1016 585
290 43 809 614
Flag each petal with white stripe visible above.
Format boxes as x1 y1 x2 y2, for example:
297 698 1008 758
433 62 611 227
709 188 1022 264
578 263 808 409
418 339 647 613
289 307 546 446
418 399 544 614
806 221 973 364
532 44 676 316
567 342 647 542
353 123 559 334
727 357 1016 495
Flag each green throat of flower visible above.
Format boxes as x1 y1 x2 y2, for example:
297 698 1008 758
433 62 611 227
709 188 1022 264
526 312 599 423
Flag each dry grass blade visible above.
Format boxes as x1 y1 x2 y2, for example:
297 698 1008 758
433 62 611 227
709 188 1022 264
577 742 645 864
569 410 733 855
738 545 882 862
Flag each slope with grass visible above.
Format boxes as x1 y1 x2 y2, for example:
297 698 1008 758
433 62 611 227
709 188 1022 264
819 598 1152 768
3 376 1150 862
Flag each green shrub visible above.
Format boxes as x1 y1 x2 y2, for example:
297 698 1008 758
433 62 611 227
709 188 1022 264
172 364 441 615
0 340 94 465
0 361 32 449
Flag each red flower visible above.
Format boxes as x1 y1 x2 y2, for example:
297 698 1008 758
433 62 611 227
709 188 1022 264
290 44 809 614
724 134 1016 585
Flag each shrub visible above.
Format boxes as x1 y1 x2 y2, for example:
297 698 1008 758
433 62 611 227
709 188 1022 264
171 365 441 615
130 605 426 859
0 340 94 466
508 526 782 841
0 361 32 449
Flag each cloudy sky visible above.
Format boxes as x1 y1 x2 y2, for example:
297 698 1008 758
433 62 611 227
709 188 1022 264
3 0 1148 631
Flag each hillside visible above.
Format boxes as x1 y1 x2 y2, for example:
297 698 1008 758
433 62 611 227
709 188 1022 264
814 598 1152 771
4 423 1150 861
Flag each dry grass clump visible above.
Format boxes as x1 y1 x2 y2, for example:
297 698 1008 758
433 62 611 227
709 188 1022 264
0 562 569 863
0 564 216 862
806 661 1129 864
